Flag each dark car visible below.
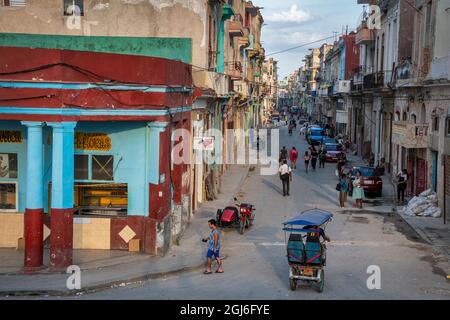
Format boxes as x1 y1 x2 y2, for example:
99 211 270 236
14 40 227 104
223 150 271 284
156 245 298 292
324 143 346 162
349 166 383 197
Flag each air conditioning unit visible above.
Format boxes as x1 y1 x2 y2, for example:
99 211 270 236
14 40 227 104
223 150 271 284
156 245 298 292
336 80 351 93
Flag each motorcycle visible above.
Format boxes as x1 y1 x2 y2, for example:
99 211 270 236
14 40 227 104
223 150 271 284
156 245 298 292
216 197 256 234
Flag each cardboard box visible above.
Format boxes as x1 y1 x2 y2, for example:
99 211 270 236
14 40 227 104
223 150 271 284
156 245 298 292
128 239 140 252
17 237 24 251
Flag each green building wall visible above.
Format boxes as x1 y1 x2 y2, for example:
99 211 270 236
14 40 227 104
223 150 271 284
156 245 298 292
0 33 192 63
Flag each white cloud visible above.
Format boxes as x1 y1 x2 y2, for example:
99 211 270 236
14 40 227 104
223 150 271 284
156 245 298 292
265 4 311 23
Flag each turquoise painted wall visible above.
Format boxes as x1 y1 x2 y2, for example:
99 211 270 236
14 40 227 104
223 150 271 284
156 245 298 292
0 121 153 216
218 4 234 73
73 122 149 216
0 33 192 63
0 121 27 212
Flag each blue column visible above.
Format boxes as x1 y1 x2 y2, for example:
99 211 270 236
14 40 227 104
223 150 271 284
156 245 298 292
47 122 77 209
21 122 44 210
21 121 44 270
47 122 76 270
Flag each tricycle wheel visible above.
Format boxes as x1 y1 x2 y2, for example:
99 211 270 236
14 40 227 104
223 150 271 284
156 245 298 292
239 219 245 234
315 269 325 293
289 278 297 291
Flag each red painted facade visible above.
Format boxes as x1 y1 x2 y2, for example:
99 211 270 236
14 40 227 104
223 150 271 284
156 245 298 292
0 47 192 87
343 34 360 80
49 208 74 271
24 208 44 270
0 46 194 262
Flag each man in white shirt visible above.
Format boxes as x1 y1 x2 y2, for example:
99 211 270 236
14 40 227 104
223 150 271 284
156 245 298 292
278 159 292 197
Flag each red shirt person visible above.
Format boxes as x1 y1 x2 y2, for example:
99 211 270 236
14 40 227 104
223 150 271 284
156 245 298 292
289 147 299 169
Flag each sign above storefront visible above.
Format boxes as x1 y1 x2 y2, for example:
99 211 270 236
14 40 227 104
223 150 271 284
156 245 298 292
75 132 112 151
0 131 22 144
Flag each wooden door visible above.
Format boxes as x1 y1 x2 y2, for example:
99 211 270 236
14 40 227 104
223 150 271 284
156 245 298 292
416 159 427 195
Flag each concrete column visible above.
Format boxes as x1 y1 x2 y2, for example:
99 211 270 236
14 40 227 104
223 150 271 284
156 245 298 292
375 109 381 166
47 122 77 271
148 122 169 184
21 121 44 270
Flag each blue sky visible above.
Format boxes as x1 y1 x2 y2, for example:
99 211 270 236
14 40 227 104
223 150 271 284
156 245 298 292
252 0 364 79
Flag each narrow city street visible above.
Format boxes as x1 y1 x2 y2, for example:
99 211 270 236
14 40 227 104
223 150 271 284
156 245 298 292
65 126 449 300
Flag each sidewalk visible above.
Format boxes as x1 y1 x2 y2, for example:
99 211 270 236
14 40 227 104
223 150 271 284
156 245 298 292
0 165 250 297
346 152 450 260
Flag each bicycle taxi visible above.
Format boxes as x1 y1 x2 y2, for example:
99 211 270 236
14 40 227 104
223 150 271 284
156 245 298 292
282 209 333 292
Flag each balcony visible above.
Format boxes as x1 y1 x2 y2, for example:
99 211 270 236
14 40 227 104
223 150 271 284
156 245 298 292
233 80 249 98
355 26 374 45
351 80 363 92
392 122 429 149
363 72 385 90
226 15 244 37
192 70 229 97
228 62 242 80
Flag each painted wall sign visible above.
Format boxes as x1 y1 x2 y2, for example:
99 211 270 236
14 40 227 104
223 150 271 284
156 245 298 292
193 137 214 151
75 132 112 151
0 130 22 144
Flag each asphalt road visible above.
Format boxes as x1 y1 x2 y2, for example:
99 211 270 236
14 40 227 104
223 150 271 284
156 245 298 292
63 126 450 299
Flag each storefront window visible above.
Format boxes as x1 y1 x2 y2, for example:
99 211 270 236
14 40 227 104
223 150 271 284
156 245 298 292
0 153 18 179
92 155 114 181
74 154 89 180
74 154 114 181
0 182 17 211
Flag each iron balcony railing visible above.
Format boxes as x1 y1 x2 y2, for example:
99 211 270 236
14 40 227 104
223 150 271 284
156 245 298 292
363 71 384 90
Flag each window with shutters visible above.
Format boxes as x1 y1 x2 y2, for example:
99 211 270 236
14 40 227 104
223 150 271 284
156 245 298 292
2 0 26 7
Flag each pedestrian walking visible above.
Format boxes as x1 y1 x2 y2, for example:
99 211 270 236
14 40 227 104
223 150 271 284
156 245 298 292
289 147 299 169
303 151 311 173
279 146 288 163
337 173 349 208
352 170 365 209
310 146 318 171
278 159 292 196
396 169 408 204
318 145 326 168
202 219 223 274
336 153 346 176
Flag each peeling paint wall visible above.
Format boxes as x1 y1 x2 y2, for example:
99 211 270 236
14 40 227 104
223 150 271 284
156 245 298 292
0 0 208 67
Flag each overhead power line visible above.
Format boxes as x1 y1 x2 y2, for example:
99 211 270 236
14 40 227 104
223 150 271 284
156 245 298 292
266 35 338 57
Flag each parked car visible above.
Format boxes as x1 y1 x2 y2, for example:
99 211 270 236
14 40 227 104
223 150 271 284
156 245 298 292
290 106 300 114
349 166 383 197
308 127 326 145
323 143 346 162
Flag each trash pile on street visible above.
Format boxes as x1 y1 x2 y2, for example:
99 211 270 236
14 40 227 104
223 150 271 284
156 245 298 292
401 189 441 217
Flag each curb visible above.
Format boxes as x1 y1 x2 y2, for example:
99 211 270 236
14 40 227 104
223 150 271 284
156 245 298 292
0 260 206 298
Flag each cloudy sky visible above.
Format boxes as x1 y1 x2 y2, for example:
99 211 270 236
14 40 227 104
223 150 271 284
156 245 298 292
251 0 364 80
